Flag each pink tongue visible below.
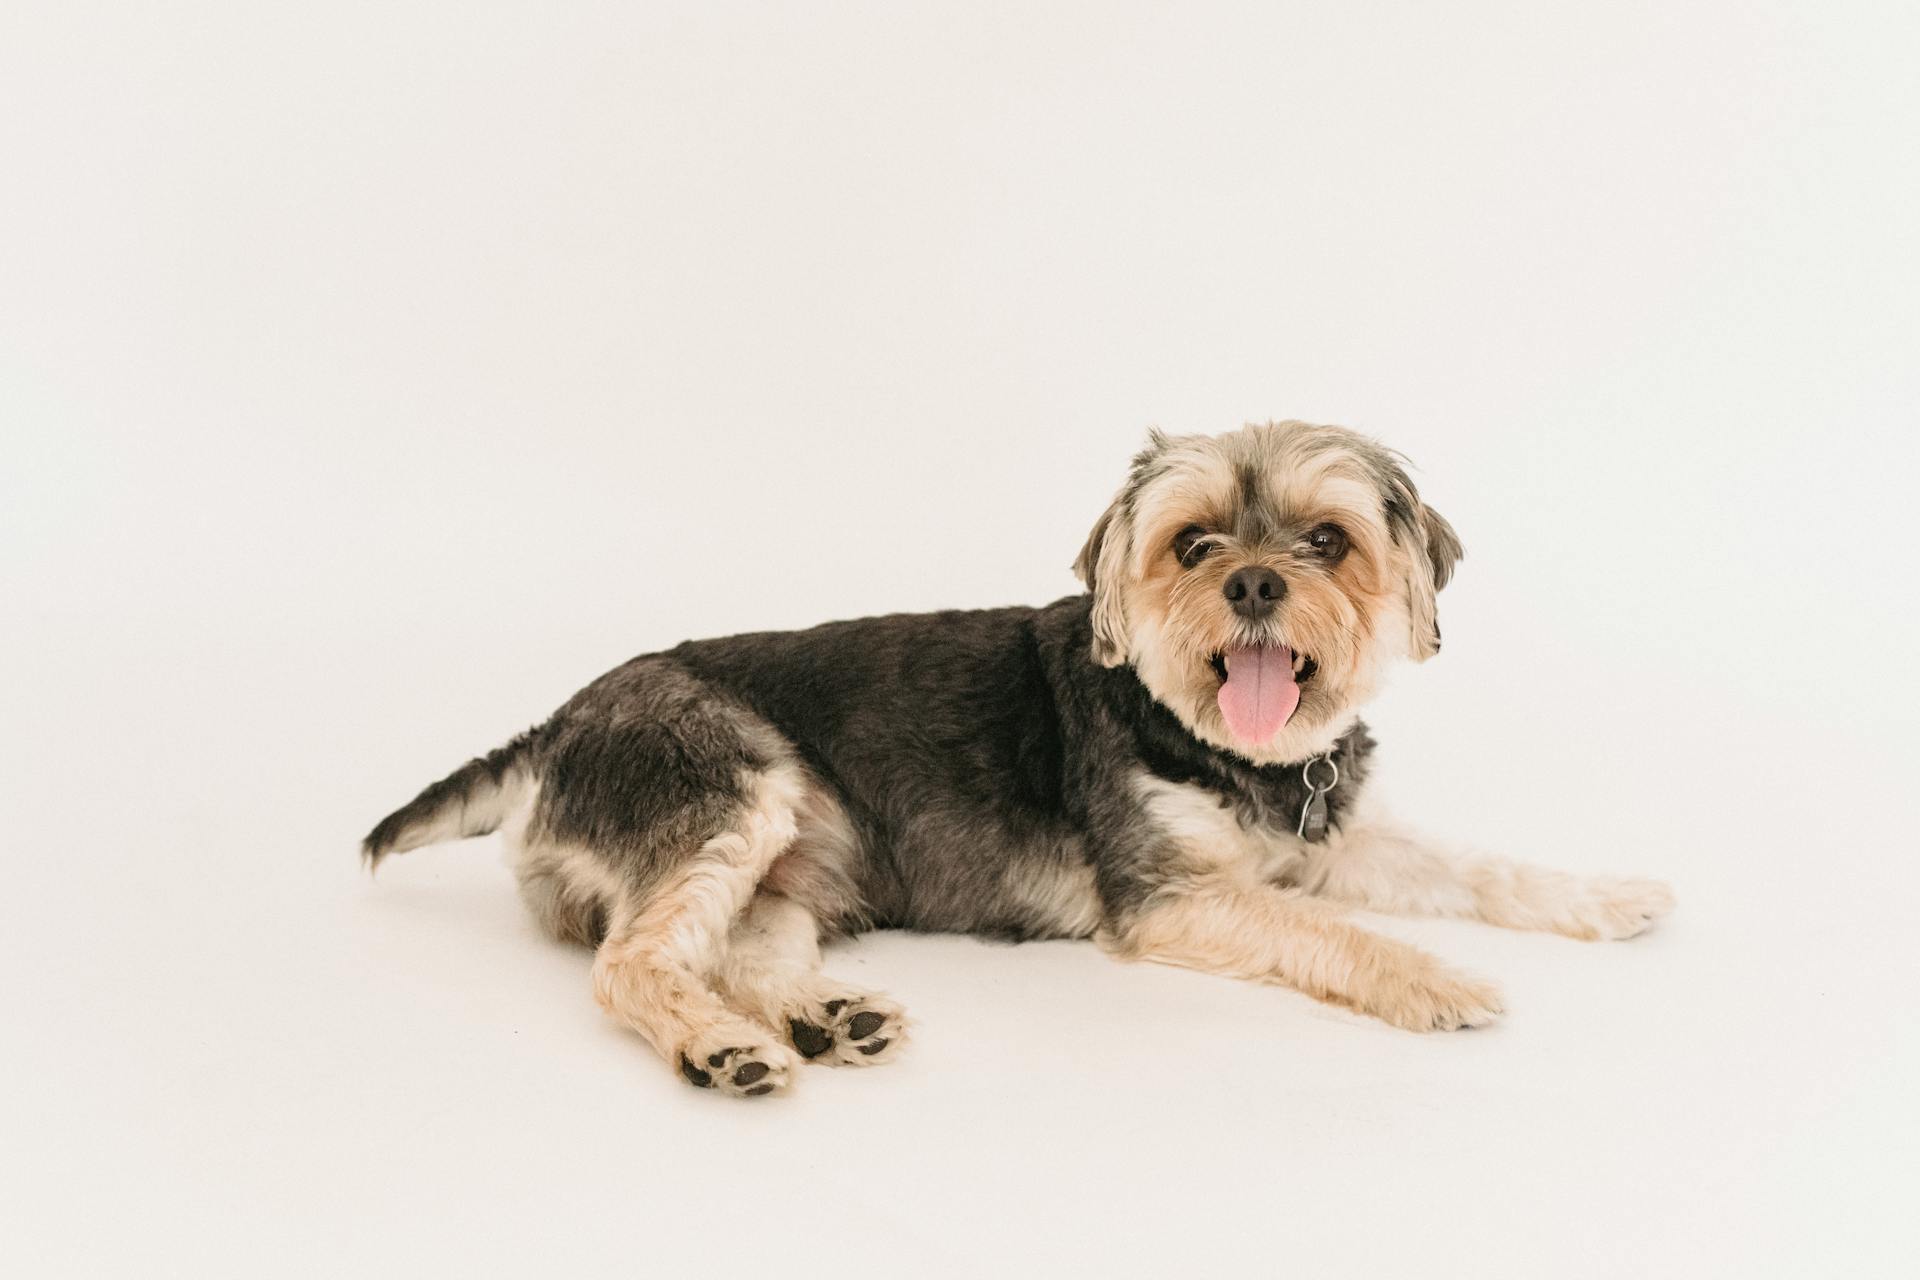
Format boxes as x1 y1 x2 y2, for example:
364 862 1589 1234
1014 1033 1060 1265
1217 645 1300 744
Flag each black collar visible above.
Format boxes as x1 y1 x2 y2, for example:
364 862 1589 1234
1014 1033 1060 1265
1095 661 1374 839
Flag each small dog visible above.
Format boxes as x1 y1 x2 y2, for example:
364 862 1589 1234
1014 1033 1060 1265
365 421 1672 1096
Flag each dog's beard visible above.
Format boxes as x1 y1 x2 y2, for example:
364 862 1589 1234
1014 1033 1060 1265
1127 615 1363 763
1147 573 1357 754
1132 552 1412 761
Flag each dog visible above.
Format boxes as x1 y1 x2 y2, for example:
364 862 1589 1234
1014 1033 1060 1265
364 421 1673 1097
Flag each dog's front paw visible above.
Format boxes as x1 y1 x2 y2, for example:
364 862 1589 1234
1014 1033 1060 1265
1558 877 1675 941
1360 961 1506 1033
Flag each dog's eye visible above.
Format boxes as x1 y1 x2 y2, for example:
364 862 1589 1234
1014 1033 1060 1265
1305 523 1348 560
1173 525 1214 567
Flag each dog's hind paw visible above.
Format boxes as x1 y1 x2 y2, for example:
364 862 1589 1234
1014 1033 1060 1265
677 1037 799 1097
786 990 909 1066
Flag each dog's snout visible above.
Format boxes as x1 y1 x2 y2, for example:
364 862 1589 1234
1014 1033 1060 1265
1223 566 1286 620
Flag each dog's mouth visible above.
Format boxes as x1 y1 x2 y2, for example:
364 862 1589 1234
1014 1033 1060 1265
1207 645 1315 744
1206 648 1316 685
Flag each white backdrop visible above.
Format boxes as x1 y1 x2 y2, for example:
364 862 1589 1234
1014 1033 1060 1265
4 3 1917 1276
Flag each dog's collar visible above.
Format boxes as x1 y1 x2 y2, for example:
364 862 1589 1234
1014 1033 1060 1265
1295 749 1341 841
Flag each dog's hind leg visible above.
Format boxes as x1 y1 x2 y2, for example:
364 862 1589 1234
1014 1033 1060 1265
591 765 808 1097
715 891 908 1067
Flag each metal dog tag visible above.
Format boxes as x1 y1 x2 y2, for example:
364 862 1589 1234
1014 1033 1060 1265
1295 753 1340 842
1297 788 1330 842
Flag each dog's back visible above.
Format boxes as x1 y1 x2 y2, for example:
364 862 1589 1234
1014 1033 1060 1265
363 598 1098 935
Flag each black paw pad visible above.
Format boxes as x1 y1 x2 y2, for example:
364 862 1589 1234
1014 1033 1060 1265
847 1011 886 1041
732 1061 770 1088
856 1038 889 1056
743 1084 774 1097
679 1055 714 1088
706 1049 735 1069
790 1019 833 1059
822 999 850 1016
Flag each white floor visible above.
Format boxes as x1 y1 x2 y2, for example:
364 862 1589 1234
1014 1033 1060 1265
5 621 1914 1278
5 4 1918 1276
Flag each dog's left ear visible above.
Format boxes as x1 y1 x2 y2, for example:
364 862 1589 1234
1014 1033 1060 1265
1378 455 1463 661
1406 503 1462 660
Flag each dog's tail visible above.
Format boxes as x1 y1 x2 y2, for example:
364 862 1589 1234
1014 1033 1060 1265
362 730 538 870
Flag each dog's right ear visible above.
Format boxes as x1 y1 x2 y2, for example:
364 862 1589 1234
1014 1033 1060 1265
1072 501 1129 666
1073 432 1164 668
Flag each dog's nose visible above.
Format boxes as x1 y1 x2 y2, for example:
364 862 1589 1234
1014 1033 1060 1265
1223 566 1286 620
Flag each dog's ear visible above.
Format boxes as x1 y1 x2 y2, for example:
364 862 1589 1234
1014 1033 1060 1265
1073 493 1133 667
1074 432 1166 667
1371 448 1462 661
1405 502 1462 660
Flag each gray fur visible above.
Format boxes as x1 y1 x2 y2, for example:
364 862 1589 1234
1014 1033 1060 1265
362 423 1451 992
364 597 1374 940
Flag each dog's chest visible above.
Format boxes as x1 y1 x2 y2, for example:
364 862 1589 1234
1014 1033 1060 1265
1132 772 1311 884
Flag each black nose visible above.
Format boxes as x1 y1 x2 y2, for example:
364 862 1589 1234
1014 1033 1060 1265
1223 566 1286 620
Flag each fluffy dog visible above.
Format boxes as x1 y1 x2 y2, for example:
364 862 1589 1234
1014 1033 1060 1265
365 421 1673 1097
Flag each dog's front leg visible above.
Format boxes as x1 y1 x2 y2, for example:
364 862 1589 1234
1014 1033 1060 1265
1104 882 1504 1032
1298 821 1675 941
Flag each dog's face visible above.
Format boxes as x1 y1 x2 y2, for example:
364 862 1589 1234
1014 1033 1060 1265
1074 422 1461 763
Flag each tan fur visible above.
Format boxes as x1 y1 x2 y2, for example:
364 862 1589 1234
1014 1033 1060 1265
1105 887 1505 1032
1299 803 1676 941
721 772 908 1060
1115 765 1671 1028
759 776 870 930
1119 769 1504 1030
589 766 809 1094
503 763 907 1088
1133 772 1306 885
712 892 910 1066
1077 421 1441 765
1000 852 1105 937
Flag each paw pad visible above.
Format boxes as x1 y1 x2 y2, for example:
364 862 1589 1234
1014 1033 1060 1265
789 1019 834 1059
678 1044 789 1096
787 993 907 1066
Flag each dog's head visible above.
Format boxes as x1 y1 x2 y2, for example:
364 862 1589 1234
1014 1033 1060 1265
1074 422 1461 762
